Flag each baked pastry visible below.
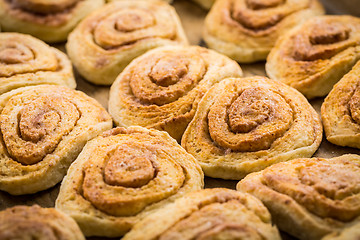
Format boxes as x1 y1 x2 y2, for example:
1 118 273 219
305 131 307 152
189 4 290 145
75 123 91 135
203 0 324 63
237 154 360 240
66 0 188 85
0 205 85 240
191 0 215 9
0 85 112 195
266 15 360 99
182 76 322 180
321 61 360 149
108 45 243 142
123 188 281 240
322 222 360 240
0 0 104 43
0 32 76 95
55 126 204 237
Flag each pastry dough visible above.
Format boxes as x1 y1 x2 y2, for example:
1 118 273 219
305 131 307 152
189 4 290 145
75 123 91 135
66 0 188 85
108 45 243 142
123 188 281 240
182 76 322 180
266 15 360 99
0 85 112 195
0 0 104 43
237 154 360 240
0 205 85 240
322 222 360 240
0 32 76 95
203 0 324 63
321 61 360 149
55 126 204 237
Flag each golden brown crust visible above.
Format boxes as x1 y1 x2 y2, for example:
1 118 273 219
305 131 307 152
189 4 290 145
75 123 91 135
266 15 360 99
203 0 324 62
108 45 243 142
0 0 104 42
321 60 360 149
237 154 360 240
55 126 204 237
0 32 75 94
0 85 112 195
0 205 85 240
66 0 188 85
122 188 281 240
182 76 322 180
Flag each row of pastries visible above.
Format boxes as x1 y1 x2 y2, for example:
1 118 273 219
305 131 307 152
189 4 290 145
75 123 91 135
0 0 359 239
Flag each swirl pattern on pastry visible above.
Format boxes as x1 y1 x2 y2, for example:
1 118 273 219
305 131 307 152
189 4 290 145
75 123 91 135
109 46 242 142
181 76 322 180
321 61 360 149
203 0 324 63
237 154 360 240
55 126 204 237
0 85 112 195
0 0 104 42
122 188 281 240
0 32 76 95
266 15 360 99
66 0 188 85
0 205 85 240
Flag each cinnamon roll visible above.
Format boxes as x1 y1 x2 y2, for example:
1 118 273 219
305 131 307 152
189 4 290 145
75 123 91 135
0 0 104 43
66 0 188 85
203 0 324 63
0 205 85 240
321 61 360 149
0 85 112 195
123 188 281 240
181 76 322 180
266 15 360 99
108 46 243 142
55 126 204 237
0 32 76 95
237 154 360 240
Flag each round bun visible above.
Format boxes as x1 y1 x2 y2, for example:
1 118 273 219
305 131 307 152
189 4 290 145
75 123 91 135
182 76 322 180
56 126 203 237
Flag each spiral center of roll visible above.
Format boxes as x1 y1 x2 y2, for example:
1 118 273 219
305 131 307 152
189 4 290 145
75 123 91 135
11 0 78 14
299 162 360 201
19 109 60 143
1 95 79 165
130 53 205 106
208 87 293 152
293 20 355 61
115 10 154 32
150 57 188 87
228 90 270 133
0 47 33 64
104 147 155 188
310 23 350 45
231 1 285 31
246 0 285 10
